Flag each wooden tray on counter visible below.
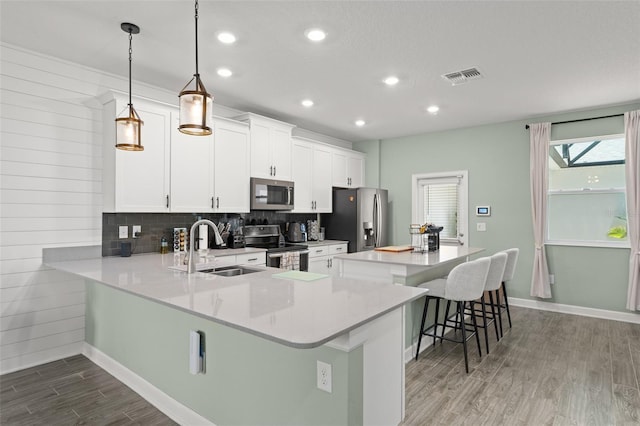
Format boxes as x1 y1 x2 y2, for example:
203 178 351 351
374 246 414 252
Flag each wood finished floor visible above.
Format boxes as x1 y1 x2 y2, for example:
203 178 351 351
402 306 640 426
0 355 176 425
1 306 638 425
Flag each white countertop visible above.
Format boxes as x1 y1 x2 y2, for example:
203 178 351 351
335 245 484 267
45 251 426 349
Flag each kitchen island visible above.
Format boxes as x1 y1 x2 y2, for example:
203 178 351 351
44 246 427 426
333 245 484 361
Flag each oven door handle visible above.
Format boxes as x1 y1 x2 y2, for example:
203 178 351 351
267 250 309 259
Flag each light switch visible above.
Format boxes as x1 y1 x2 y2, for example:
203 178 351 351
477 223 487 232
119 226 128 239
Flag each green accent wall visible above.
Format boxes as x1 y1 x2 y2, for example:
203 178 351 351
357 103 640 313
85 281 364 425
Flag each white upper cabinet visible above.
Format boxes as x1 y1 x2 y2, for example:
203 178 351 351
170 112 213 212
213 117 250 213
292 138 333 213
101 92 171 212
331 147 365 188
236 113 295 180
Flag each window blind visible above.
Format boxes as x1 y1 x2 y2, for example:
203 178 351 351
419 178 459 240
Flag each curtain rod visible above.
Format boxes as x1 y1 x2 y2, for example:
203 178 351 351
525 113 624 130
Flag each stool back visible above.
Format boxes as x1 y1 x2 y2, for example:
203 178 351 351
445 257 491 302
485 252 508 291
501 248 520 282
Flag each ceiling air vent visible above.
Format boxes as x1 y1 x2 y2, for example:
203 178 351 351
441 67 483 86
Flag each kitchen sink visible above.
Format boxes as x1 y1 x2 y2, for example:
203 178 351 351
199 265 263 277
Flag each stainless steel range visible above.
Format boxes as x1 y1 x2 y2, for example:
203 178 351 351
243 225 309 271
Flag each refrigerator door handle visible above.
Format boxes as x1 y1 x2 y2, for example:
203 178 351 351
373 193 379 247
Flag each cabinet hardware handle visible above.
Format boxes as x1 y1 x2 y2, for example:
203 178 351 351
248 257 257 261
329 258 333 268
336 247 342 251
273 166 276 176
166 195 169 208
211 197 214 208
316 249 323 253
216 197 220 208
270 166 273 176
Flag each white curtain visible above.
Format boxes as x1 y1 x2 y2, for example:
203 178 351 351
529 122 552 298
625 110 640 311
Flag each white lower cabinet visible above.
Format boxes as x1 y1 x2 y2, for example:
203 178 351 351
307 243 348 274
235 252 266 266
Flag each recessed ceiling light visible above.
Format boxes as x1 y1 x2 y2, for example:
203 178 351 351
383 76 399 86
426 105 440 115
217 68 233 77
217 32 236 44
305 28 326 42
301 99 314 107
355 119 366 127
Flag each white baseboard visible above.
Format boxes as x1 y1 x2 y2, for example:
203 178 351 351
509 297 640 324
82 343 214 426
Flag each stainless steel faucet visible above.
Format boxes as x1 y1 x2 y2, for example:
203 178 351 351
186 219 225 273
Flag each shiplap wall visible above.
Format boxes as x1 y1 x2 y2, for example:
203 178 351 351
0 43 180 374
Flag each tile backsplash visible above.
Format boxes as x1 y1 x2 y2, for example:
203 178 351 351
102 211 317 256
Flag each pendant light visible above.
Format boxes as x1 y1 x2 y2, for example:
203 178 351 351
178 0 213 136
115 23 144 151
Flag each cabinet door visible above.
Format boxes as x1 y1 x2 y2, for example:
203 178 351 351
308 256 329 274
170 113 213 212
292 140 313 212
114 97 170 212
249 121 271 178
331 149 348 187
214 119 250 212
348 154 365 188
312 145 333 212
271 125 292 180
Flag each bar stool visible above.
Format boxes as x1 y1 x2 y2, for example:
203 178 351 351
496 248 519 337
415 257 491 373
442 252 507 354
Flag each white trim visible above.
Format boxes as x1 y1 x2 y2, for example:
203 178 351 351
411 170 468 246
82 343 214 426
509 297 640 324
545 240 630 249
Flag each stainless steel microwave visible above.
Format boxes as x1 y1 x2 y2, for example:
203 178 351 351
250 177 294 210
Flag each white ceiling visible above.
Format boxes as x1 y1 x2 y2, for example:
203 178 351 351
1 1 639 142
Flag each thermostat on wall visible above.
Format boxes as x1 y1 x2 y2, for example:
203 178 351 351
476 206 491 216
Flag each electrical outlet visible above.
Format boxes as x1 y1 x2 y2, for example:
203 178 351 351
316 361 332 393
119 226 128 239
477 222 486 232
549 274 555 285
132 225 141 238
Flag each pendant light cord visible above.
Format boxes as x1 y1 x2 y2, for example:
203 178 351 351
128 31 133 107
194 0 199 78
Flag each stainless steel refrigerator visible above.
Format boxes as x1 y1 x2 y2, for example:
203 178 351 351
322 188 388 252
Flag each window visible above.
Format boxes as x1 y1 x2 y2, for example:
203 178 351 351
412 171 468 245
547 134 628 247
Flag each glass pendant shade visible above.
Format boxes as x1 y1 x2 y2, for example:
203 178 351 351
178 75 213 135
115 104 144 151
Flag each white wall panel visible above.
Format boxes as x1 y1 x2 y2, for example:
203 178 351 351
0 44 111 372
0 304 85 332
0 316 85 345
0 175 102 194
0 280 85 301
0 132 101 156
